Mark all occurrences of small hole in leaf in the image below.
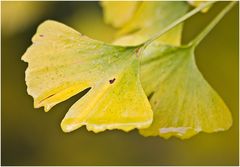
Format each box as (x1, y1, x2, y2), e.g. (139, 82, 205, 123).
(109, 78, 116, 84)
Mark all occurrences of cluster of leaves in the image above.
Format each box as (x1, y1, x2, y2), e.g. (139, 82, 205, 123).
(22, 1, 234, 139)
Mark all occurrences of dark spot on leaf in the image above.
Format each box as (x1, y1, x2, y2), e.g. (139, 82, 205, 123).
(39, 34, 44, 37)
(109, 78, 116, 84)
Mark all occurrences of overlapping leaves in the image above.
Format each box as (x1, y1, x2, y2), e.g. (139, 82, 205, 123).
(111, 1, 189, 46)
(102, 1, 233, 139)
(22, 1, 233, 139)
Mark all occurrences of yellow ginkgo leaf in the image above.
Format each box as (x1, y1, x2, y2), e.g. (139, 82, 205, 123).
(100, 1, 140, 28)
(22, 20, 153, 133)
(113, 1, 189, 46)
(139, 43, 232, 139)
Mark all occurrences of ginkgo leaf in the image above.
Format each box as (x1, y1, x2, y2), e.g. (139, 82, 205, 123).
(100, 1, 140, 28)
(22, 20, 153, 133)
(139, 43, 232, 139)
(113, 1, 189, 46)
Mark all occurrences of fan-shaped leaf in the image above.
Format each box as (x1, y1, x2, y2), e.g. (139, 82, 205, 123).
(139, 43, 232, 139)
(22, 20, 153, 133)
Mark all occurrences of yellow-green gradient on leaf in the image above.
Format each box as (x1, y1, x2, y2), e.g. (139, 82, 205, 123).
(100, 1, 139, 28)
(139, 2, 235, 139)
(139, 44, 232, 139)
(22, 20, 153, 133)
(112, 1, 189, 46)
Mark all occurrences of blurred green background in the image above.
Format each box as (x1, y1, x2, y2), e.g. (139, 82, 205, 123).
(1, 1, 239, 166)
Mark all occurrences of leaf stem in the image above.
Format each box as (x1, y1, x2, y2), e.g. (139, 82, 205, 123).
(142, 1, 216, 49)
(188, 1, 236, 47)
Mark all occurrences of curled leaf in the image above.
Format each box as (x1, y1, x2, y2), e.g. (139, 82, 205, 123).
(139, 43, 232, 139)
(22, 20, 153, 133)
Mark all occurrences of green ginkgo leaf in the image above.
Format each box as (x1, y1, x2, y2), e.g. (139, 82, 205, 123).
(100, 1, 140, 28)
(113, 1, 189, 46)
(139, 43, 232, 139)
(22, 20, 153, 133)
